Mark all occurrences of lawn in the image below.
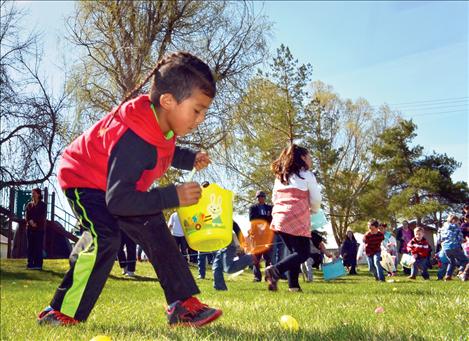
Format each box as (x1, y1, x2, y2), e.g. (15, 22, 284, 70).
(0, 259, 467, 340)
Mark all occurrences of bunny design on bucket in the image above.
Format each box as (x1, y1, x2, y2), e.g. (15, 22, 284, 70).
(207, 194, 223, 226)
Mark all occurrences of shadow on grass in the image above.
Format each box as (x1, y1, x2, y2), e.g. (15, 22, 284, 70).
(107, 274, 158, 282)
(0, 267, 66, 281)
(88, 321, 427, 341)
(0, 267, 158, 283)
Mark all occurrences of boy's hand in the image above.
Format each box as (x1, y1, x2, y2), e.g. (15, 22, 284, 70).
(176, 182, 202, 207)
(194, 152, 211, 170)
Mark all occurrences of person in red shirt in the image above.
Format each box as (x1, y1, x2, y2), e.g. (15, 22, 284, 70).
(37, 52, 221, 328)
(407, 227, 431, 280)
(363, 220, 385, 281)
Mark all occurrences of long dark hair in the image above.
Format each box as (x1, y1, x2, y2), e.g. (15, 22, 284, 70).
(345, 230, 357, 243)
(32, 188, 42, 200)
(106, 51, 216, 126)
(271, 144, 310, 185)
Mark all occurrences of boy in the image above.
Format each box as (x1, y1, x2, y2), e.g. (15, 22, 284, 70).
(363, 220, 385, 282)
(37, 52, 222, 327)
(438, 214, 468, 281)
(407, 227, 431, 280)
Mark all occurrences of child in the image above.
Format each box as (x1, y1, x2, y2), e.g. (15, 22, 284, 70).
(212, 221, 254, 290)
(302, 230, 333, 281)
(37, 52, 222, 327)
(435, 249, 450, 280)
(438, 214, 468, 281)
(378, 223, 397, 276)
(407, 227, 431, 280)
(363, 220, 385, 282)
(396, 220, 414, 275)
(264, 144, 322, 292)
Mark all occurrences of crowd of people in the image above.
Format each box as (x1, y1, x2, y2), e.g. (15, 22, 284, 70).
(156, 205, 469, 288)
(342, 210, 469, 282)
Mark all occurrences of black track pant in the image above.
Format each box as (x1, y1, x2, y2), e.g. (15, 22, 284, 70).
(50, 188, 199, 321)
(273, 232, 311, 289)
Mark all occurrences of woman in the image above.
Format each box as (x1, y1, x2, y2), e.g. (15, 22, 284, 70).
(340, 229, 359, 275)
(25, 188, 47, 270)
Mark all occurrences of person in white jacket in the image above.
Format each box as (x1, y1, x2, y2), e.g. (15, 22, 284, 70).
(378, 223, 397, 275)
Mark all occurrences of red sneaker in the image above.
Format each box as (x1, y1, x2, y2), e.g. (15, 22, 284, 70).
(166, 297, 222, 327)
(37, 309, 79, 326)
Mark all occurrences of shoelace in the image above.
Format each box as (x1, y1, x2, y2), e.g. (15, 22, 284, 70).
(181, 297, 208, 315)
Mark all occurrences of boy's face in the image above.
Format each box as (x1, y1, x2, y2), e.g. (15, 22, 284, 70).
(164, 88, 212, 136)
(368, 224, 378, 233)
(415, 230, 424, 241)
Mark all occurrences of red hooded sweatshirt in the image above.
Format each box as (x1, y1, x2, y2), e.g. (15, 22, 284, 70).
(58, 95, 176, 192)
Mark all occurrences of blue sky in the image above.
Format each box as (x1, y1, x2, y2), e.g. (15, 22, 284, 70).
(255, 1, 468, 182)
(17, 1, 469, 182)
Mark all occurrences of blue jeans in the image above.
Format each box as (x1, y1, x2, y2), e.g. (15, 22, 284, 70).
(212, 242, 253, 290)
(437, 261, 449, 279)
(366, 252, 385, 281)
(272, 233, 287, 264)
(444, 248, 468, 277)
(197, 251, 215, 278)
(411, 258, 429, 279)
(272, 233, 288, 278)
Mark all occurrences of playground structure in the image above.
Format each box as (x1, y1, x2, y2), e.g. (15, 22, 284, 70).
(0, 187, 78, 259)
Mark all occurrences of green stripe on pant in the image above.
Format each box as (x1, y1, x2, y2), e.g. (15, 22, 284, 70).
(60, 189, 98, 318)
(51, 189, 121, 321)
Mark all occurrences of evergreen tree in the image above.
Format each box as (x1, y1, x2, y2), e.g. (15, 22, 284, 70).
(368, 119, 468, 226)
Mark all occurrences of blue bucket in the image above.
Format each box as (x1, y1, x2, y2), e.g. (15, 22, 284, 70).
(322, 259, 347, 281)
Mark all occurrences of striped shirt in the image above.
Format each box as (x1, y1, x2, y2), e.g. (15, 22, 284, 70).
(407, 237, 431, 259)
(363, 231, 384, 256)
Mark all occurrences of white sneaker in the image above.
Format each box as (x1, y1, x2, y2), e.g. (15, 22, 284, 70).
(228, 270, 244, 279)
(121, 267, 128, 275)
(125, 271, 135, 278)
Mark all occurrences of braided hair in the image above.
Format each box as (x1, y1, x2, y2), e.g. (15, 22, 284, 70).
(271, 144, 310, 185)
(107, 51, 216, 125)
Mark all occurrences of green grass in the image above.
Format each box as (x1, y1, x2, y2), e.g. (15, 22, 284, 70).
(0, 259, 467, 341)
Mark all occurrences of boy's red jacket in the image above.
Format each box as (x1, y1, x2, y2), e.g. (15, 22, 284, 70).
(58, 95, 196, 216)
(407, 237, 431, 258)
